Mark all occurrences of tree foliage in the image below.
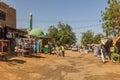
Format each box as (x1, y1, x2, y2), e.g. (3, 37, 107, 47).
(46, 22, 76, 46)
(93, 33, 104, 44)
(81, 30, 104, 45)
(101, 0, 120, 37)
(81, 30, 94, 45)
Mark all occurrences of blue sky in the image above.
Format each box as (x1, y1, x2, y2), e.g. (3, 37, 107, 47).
(3, 0, 108, 42)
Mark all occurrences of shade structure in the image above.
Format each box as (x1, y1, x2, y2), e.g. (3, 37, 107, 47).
(29, 28, 44, 38)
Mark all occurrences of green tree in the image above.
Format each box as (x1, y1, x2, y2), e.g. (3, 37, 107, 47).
(81, 30, 94, 45)
(101, 0, 120, 37)
(58, 22, 76, 45)
(81, 30, 104, 45)
(93, 33, 104, 44)
(46, 25, 58, 43)
(46, 22, 76, 46)
(46, 25, 58, 38)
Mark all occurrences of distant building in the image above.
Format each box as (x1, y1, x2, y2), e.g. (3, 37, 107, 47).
(0, 1, 16, 28)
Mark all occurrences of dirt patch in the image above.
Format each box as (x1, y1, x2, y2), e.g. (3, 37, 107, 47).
(0, 51, 120, 80)
(84, 73, 120, 80)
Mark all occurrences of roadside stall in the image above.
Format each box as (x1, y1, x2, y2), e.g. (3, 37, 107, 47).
(29, 28, 45, 53)
(4, 26, 28, 53)
(0, 40, 10, 60)
(101, 37, 120, 62)
(15, 38, 35, 56)
(111, 37, 120, 62)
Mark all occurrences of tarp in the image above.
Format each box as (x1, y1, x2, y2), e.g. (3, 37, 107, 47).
(101, 38, 108, 45)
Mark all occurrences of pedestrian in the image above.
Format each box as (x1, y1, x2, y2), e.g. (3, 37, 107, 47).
(36, 40, 40, 53)
(97, 46, 101, 60)
(33, 42, 36, 53)
(93, 46, 98, 56)
(79, 46, 83, 56)
(59, 46, 62, 56)
(61, 45, 65, 57)
(55, 45, 60, 57)
(84, 45, 88, 54)
(48, 44, 52, 54)
(100, 45, 106, 63)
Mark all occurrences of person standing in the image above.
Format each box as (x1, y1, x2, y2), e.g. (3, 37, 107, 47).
(79, 46, 83, 56)
(93, 46, 98, 56)
(100, 45, 106, 63)
(84, 45, 88, 54)
(36, 40, 40, 53)
(97, 46, 101, 60)
(55, 45, 60, 57)
(61, 45, 65, 57)
(32, 42, 36, 53)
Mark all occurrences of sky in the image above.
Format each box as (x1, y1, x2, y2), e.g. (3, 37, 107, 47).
(3, 0, 108, 42)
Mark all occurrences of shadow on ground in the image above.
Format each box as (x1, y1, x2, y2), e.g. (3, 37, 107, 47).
(24, 54, 46, 59)
(7, 59, 26, 64)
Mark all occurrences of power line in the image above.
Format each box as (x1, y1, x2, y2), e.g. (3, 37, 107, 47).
(17, 18, 100, 23)
(73, 23, 102, 29)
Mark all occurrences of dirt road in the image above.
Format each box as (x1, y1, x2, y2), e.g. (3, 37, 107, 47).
(0, 50, 120, 80)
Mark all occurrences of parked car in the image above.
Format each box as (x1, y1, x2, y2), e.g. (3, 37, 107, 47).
(71, 46, 78, 51)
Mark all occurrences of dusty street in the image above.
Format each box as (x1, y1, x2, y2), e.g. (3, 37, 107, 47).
(0, 50, 120, 80)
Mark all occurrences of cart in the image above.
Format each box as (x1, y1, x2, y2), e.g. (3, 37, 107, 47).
(0, 40, 10, 61)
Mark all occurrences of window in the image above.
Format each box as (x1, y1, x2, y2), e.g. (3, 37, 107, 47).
(0, 10, 6, 21)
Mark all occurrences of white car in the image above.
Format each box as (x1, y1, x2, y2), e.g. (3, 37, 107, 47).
(71, 46, 78, 51)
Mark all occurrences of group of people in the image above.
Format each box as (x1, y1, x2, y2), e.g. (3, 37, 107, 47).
(79, 45, 92, 55)
(79, 44, 111, 63)
(93, 45, 107, 63)
(54, 45, 65, 57)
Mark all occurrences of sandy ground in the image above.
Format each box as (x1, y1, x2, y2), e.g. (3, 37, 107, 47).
(0, 50, 120, 80)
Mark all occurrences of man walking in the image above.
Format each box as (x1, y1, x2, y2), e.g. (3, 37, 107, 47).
(61, 45, 65, 57)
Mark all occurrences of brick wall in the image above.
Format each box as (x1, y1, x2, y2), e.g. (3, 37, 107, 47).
(0, 2, 16, 28)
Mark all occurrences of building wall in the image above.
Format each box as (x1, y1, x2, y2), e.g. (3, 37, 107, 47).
(0, 2, 16, 28)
